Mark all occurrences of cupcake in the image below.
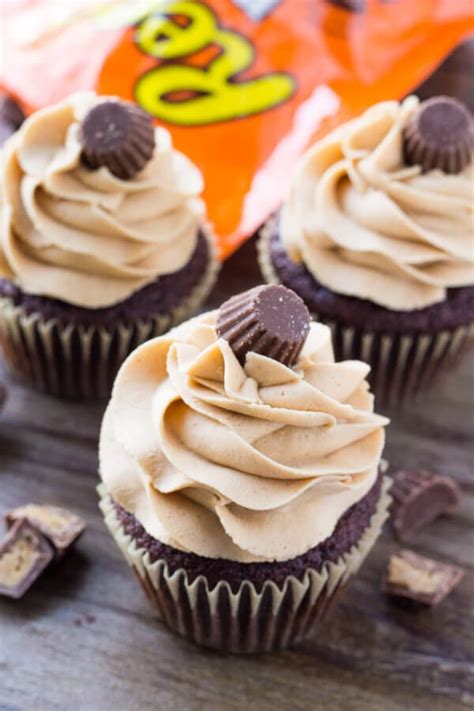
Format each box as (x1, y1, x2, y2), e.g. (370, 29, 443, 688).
(0, 93, 219, 399)
(98, 284, 390, 653)
(258, 96, 474, 403)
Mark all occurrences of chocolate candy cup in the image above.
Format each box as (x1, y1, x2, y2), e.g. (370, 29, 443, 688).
(80, 99, 155, 180)
(6, 504, 85, 557)
(0, 519, 54, 599)
(216, 284, 310, 367)
(390, 469, 460, 541)
(383, 549, 464, 607)
(404, 96, 473, 174)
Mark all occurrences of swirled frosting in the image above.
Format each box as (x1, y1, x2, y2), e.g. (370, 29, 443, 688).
(99, 312, 388, 562)
(281, 96, 474, 311)
(0, 93, 205, 308)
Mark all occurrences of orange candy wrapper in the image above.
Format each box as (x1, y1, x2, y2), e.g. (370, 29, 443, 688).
(1, 0, 473, 258)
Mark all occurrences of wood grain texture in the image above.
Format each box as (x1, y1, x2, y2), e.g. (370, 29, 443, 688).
(1, 40, 473, 711)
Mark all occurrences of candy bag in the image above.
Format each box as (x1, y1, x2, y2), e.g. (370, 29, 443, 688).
(1, 0, 473, 257)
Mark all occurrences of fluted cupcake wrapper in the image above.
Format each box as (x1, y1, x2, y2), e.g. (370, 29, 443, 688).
(98, 478, 391, 654)
(0, 227, 219, 400)
(258, 223, 474, 406)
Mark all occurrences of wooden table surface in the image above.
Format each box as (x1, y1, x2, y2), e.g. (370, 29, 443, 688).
(1, 40, 473, 711)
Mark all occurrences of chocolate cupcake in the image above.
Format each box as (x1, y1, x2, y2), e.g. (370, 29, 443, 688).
(258, 96, 474, 403)
(0, 93, 219, 399)
(98, 285, 390, 653)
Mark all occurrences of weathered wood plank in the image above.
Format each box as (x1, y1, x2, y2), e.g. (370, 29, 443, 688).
(0, 39, 473, 711)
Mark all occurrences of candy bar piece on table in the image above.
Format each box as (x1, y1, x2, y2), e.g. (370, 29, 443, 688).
(390, 469, 460, 540)
(0, 519, 54, 599)
(383, 549, 464, 607)
(5, 505, 86, 558)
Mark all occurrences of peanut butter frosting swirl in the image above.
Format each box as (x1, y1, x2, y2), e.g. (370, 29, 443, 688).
(99, 313, 388, 562)
(281, 96, 474, 311)
(0, 93, 205, 308)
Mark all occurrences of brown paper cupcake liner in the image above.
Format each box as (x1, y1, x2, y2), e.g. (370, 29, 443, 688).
(0, 228, 219, 400)
(257, 224, 474, 405)
(98, 477, 391, 654)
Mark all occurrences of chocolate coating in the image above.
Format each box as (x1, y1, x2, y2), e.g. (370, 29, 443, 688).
(383, 549, 464, 606)
(6, 505, 86, 557)
(390, 469, 460, 541)
(0, 519, 54, 599)
(216, 284, 310, 367)
(80, 99, 155, 180)
(113, 472, 383, 594)
(404, 96, 473, 174)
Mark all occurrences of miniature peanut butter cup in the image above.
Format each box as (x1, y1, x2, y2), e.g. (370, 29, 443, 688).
(383, 549, 464, 607)
(404, 96, 473, 174)
(0, 519, 54, 599)
(5, 504, 86, 558)
(390, 469, 460, 541)
(216, 284, 310, 367)
(80, 99, 155, 180)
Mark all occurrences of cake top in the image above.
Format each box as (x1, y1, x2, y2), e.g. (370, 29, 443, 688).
(281, 96, 473, 311)
(99, 286, 388, 563)
(0, 93, 204, 308)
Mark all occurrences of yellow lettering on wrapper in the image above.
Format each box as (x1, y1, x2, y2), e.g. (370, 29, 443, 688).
(135, 1, 215, 59)
(134, 1, 295, 126)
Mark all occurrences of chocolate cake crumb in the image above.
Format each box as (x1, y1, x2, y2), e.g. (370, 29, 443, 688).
(113, 473, 383, 593)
